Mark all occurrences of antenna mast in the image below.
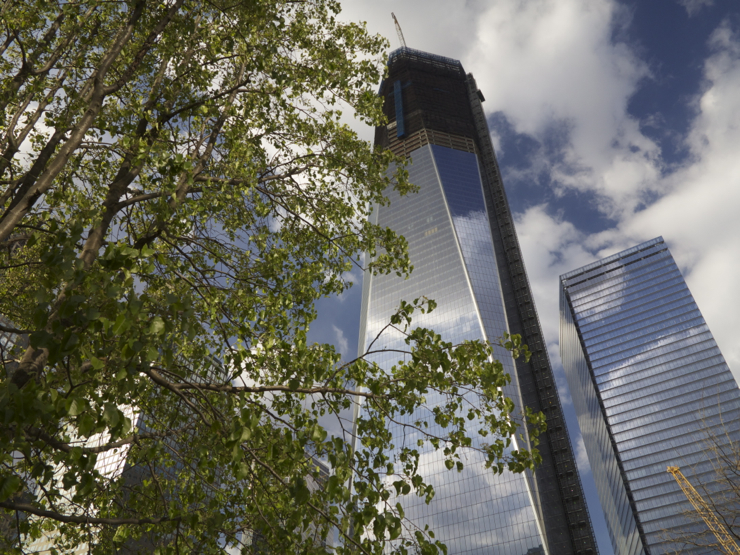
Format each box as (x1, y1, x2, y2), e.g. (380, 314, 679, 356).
(391, 13, 407, 48)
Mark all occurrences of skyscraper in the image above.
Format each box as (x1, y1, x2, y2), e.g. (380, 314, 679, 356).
(358, 47, 597, 555)
(560, 236, 740, 554)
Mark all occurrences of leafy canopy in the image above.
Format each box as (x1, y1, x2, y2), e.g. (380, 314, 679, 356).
(0, 0, 543, 553)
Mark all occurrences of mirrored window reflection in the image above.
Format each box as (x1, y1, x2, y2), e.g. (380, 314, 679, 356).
(361, 145, 545, 554)
(561, 239, 740, 555)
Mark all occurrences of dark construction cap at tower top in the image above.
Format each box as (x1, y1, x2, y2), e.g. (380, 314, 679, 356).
(375, 47, 481, 155)
(374, 47, 600, 555)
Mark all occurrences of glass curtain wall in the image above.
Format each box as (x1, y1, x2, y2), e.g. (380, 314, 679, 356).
(560, 237, 740, 554)
(359, 143, 546, 555)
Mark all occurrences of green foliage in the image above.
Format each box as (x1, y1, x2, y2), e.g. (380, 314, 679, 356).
(0, 1, 544, 553)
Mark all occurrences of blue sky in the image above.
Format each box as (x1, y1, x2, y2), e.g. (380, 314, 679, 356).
(309, 1, 740, 553)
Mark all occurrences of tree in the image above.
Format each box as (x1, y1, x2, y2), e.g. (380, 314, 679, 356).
(0, 1, 544, 553)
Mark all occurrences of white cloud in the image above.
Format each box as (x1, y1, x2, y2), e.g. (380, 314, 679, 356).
(576, 434, 592, 474)
(343, 0, 662, 219)
(332, 324, 350, 358)
(340, 0, 480, 65)
(467, 0, 666, 221)
(514, 204, 595, 345)
(338, 269, 361, 302)
(677, 0, 714, 17)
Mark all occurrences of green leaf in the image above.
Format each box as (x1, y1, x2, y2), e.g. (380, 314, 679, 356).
(310, 424, 327, 443)
(235, 462, 249, 480)
(147, 345, 160, 361)
(78, 414, 96, 437)
(103, 403, 120, 427)
(148, 317, 165, 335)
(388, 517, 402, 540)
(240, 426, 252, 442)
(326, 475, 339, 495)
(112, 526, 130, 545)
(111, 314, 129, 335)
(291, 477, 310, 505)
(29, 330, 53, 349)
(0, 476, 21, 502)
(66, 399, 84, 416)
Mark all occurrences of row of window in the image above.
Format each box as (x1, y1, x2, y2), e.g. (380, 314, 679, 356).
(579, 292, 693, 348)
(613, 397, 740, 451)
(569, 252, 674, 307)
(593, 334, 716, 381)
(601, 360, 729, 410)
(574, 274, 688, 325)
(583, 298, 699, 355)
(560, 237, 664, 283)
(576, 281, 689, 334)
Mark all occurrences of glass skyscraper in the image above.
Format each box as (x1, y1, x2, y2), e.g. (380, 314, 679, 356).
(358, 47, 597, 555)
(560, 236, 740, 554)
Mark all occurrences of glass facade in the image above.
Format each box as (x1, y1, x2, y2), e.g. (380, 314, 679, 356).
(361, 143, 545, 555)
(560, 237, 740, 554)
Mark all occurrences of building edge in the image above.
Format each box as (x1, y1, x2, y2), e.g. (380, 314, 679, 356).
(464, 72, 599, 555)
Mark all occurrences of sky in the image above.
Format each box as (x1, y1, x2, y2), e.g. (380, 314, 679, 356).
(307, 1, 740, 553)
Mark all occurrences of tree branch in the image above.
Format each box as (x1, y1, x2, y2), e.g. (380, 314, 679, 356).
(24, 427, 175, 455)
(145, 366, 384, 399)
(0, 323, 28, 334)
(0, 501, 177, 527)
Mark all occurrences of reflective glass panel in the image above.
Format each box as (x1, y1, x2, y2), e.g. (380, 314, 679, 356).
(360, 144, 546, 555)
(560, 238, 740, 555)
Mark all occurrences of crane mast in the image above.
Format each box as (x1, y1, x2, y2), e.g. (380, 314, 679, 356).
(391, 13, 407, 49)
(667, 466, 740, 554)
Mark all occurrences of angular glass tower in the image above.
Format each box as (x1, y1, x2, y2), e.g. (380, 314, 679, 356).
(560, 237, 740, 554)
(358, 47, 598, 555)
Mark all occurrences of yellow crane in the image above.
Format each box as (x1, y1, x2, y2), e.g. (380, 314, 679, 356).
(667, 466, 740, 554)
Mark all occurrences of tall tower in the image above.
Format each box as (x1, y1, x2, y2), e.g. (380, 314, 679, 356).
(358, 47, 598, 555)
(560, 237, 740, 554)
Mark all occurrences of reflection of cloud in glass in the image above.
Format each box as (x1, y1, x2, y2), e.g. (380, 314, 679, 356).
(358, 143, 547, 554)
(594, 321, 711, 387)
(385, 447, 545, 555)
(366, 309, 481, 352)
(451, 209, 516, 370)
(562, 238, 740, 553)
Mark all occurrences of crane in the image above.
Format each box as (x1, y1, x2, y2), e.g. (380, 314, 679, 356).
(667, 466, 740, 554)
(391, 13, 407, 49)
